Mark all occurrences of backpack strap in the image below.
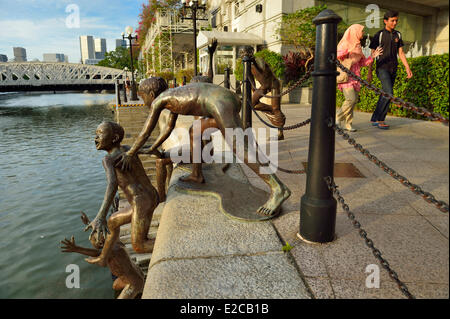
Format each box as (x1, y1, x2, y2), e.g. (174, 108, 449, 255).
(376, 31, 383, 60)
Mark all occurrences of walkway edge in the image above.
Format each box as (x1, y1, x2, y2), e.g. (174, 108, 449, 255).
(142, 167, 312, 299)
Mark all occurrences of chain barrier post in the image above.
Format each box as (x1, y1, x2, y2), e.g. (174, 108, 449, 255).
(299, 9, 341, 243)
(173, 77, 177, 88)
(122, 80, 128, 103)
(115, 79, 121, 105)
(224, 67, 230, 89)
(241, 49, 253, 129)
(236, 80, 242, 94)
(182, 76, 187, 86)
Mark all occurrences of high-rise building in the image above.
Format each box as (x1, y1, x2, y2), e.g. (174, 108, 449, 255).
(94, 38, 107, 59)
(115, 39, 127, 49)
(79, 35, 95, 64)
(0, 54, 7, 62)
(64, 55, 69, 63)
(43, 53, 66, 62)
(13, 47, 27, 62)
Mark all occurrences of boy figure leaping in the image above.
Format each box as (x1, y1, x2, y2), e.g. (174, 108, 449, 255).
(85, 121, 159, 267)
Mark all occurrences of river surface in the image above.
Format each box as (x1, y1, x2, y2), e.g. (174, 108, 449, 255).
(0, 92, 118, 298)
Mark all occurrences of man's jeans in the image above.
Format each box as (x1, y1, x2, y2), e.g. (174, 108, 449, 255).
(371, 68, 397, 122)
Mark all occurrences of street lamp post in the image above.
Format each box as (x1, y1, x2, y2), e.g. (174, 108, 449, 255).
(181, 0, 208, 76)
(122, 26, 138, 101)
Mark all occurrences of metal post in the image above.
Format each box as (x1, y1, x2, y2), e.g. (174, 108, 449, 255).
(122, 80, 128, 103)
(173, 77, 177, 87)
(235, 80, 241, 95)
(183, 76, 187, 86)
(299, 9, 341, 243)
(241, 55, 252, 129)
(224, 67, 230, 89)
(115, 79, 121, 105)
(193, 7, 198, 76)
(128, 36, 138, 101)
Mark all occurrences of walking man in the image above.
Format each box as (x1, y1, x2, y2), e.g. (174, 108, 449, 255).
(368, 10, 413, 129)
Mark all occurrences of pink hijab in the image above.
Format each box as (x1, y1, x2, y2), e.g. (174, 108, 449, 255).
(337, 24, 364, 60)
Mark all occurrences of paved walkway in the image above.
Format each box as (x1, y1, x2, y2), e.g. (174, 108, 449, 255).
(118, 100, 449, 299)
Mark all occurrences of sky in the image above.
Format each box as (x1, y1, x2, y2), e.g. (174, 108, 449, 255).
(0, 0, 145, 63)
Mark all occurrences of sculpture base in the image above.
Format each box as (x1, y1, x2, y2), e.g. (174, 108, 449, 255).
(173, 163, 277, 222)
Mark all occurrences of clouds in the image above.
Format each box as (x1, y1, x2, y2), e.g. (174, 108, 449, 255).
(0, 0, 143, 62)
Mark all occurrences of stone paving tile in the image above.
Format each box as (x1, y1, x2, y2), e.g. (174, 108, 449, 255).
(330, 279, 406, 299)
(323, 214, 449, 283)
(144, 253, 311, 299)
(303, 277, 335, 299)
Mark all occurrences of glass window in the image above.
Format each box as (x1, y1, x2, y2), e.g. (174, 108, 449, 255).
(318, 0, 423, 46)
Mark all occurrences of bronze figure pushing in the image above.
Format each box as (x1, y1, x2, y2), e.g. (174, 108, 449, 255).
(116, 79, 291, 216)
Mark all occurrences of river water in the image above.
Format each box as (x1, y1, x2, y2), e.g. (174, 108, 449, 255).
(0, 92, 118, 298)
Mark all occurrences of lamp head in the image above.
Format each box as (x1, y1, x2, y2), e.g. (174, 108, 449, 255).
(125, 26, 133, 36)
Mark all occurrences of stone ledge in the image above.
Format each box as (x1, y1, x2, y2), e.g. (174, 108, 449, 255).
(142, 165, 311, 299)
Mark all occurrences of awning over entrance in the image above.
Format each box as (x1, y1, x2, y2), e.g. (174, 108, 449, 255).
(197, 30, 264, 49)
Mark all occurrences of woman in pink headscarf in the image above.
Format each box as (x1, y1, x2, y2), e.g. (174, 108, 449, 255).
(336, 24, 383, 132)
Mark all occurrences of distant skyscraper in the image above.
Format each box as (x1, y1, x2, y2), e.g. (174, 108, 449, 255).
(43, 53, 66, 62)
(13, 47, 27, 62)
(115, 39, 127, 49)
(94, 38, 107, 60)
(64, 55, 69, 63)
(0, 54, 7, 62)
(79, 35, 95, 64)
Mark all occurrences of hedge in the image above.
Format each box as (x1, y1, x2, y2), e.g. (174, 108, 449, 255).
(234, 49, 285, 81)
(337, 53, 449, 119)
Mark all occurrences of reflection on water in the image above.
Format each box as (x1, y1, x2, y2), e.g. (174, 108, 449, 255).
(0, 92, 117, 298)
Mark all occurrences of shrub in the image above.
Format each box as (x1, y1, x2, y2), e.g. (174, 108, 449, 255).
(175, 68, 194, 84)
(233, 49, 285, 81)
(337, 53, 449, 119)
(283, 51, 308, 86)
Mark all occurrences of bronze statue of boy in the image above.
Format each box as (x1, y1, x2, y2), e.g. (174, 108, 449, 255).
(84, 121, 159, 266)
(61, 212, 144, 299)
(116, 78, 291, 216)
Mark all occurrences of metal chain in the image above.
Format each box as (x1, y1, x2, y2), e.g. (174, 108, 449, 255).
(268, 162, 306, 174)
(248, 66, 313, 99)
(330, 122, 449, 213)
(253, 142, 307, 175)
(329, 55, 449, 125)
(324, 176, 415, 299)
(249, 100, 312, 131)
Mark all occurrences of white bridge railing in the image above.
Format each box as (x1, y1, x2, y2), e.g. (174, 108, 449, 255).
(0, 62, 126, 87)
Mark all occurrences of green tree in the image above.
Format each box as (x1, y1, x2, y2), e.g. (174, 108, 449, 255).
(277, 5, 348, 62)
(97, 46, 138, 70)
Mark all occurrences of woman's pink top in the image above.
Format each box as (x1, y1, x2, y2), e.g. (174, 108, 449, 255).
(337, 50, 373, 92)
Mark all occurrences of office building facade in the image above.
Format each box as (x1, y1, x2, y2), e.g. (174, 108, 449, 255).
(0, 54, 7, 62)
(116, 39, 127, 49)
(79, 35, 95, 64)
(209, 0, 448, 57)
(13, 47, 27, 62)
(43, 53, 66, 63)
(94, 38, 107, 59)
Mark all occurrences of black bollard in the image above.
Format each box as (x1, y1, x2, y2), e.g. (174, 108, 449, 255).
(224, 67, 230, 89)
(115, 79, 121, 105)
(173, 78, 177, 88)
(299, 9, 341, 243)
(241, 54, 252, 130)
(122, 80, 128, 103)
(182, 76, 187, 86)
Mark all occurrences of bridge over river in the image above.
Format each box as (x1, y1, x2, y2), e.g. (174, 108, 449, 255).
(0, 62, 126, 92)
